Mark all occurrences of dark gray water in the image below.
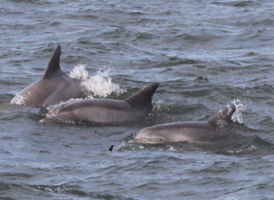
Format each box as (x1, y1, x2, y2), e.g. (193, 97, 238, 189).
(1, 0, 274, 199)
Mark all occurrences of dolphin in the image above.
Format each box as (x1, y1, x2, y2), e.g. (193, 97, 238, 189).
(41, 82, 159, 125)
(10, 45, 82, 106)
(128, 104, 236, 144)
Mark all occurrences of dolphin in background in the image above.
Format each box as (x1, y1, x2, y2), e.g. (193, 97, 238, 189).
(10, 45, 83, 106)
(128, 104, 236, 144)
(41, 82, 159, 125)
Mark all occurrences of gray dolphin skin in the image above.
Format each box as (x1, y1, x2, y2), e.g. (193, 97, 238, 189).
(10, 45, 82, 106)
(128, 105, 236, 144)
(41, 82, 159, 125)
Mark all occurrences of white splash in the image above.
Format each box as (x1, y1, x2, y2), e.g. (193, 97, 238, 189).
(227, 144, 258, 154)
(230, 99, 246, 124)
(69, 64, 89, 80)
(10, 93, 26, 105)
(167, 145, 176, 151)
(153, 100, 163, 111)
(69, 64, 125, 98)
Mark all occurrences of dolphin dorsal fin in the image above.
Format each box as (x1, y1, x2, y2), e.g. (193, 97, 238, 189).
(43, 45, 62, 78)
(207, 105, 236, 128)
(126, 82, 159, 110)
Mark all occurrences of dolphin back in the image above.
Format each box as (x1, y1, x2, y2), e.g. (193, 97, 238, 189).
(126, 82, 159, 110)
(207, 104, 236, 128)
(10, 45, 83, 106)
(43, 45, 62, 79)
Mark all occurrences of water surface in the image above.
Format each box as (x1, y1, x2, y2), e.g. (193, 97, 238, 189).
(1, 0, 274, 199)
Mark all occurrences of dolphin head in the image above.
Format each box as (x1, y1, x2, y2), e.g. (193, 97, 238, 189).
(128, 134, 167, 144)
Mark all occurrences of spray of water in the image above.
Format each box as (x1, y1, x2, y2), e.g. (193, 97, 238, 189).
(69, 64, 125, 98)
(10, 93, 27, 105)
(153, 100, 163, 111)
(230, 99, 246, 124)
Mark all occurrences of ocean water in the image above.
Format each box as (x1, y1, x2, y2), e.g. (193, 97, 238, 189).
(1, 0, 274, 199)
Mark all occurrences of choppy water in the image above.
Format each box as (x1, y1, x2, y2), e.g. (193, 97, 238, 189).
(1, 0, 274, 199)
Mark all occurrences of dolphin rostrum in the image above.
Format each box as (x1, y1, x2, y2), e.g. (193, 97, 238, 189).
(41, 82, 159, 125)
(10, 45, 82, 106)
(128, 104, 236, 144)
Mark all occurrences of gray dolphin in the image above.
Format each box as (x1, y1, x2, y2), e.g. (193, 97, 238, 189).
(41, 82, 159, 125)
(128, 104, 236, 144)
(10, 45, 82, 106)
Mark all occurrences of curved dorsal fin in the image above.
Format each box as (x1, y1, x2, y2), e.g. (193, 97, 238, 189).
(43, 45, 62, 78)
(208, 104, 236, 128)
(126, 82, 159, 110)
